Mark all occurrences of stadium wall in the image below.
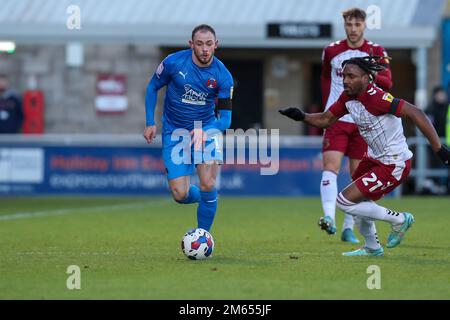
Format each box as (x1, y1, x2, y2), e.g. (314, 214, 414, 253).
(0, 43, 442, 135)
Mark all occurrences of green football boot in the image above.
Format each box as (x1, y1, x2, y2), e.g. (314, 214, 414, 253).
(318, 216, 337, 235)
(341, 228, 360, 243)
(386, 213, 415, 248)
(342, 246, 384, 257)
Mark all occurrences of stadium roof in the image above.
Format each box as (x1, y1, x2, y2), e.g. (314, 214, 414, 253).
(0, 0, 446, 48)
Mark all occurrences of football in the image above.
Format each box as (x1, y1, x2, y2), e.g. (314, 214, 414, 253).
(181, 228, 215, 260)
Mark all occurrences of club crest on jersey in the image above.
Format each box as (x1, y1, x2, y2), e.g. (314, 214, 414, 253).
(206, 78, 217, 89)
(382, 93, 394, 103)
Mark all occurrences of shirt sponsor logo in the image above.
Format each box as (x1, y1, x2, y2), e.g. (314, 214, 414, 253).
(182, 84, 208, 105)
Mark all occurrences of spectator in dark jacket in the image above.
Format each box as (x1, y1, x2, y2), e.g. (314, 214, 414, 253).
(425, 85, 450, 194)
(0, 74, 23, 133)
(426, 86, 448, 138)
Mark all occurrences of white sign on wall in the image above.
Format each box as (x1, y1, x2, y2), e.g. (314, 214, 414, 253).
(95, 74, 128, 113)
(0, 148, 44, 183)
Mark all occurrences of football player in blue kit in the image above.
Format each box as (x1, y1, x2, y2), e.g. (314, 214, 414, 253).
(144, 24, 234, 232)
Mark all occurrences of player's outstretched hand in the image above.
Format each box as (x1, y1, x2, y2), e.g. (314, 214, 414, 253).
(436, 144, 450, 165)
(279, 107, 306, 121)
(143, 125, 157, 144)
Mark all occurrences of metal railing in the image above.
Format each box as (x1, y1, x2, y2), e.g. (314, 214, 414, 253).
(408, 135, 448, 193)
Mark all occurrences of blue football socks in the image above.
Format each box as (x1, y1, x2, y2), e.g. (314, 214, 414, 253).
(176, 185, 201, 204)
(197, 188, 218, 231)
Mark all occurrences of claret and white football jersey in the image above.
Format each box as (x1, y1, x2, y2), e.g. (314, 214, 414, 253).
(329, 84, 413, 164)
(321, 39, 392, 123)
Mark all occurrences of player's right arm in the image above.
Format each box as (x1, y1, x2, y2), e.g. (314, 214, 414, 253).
(279, 107, 338, 128)
(320, 47, 332, 107)
(144, 57, 173, 144)
(305, 110, 340, 128)
(279, 92, 348, 128)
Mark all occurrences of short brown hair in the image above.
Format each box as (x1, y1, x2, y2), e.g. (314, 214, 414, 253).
(191, 24, 216, 40)
(342, 7, 366, 21)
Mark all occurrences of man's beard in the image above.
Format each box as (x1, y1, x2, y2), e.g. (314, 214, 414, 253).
(348, 34, 363, 45)
(195, 52, 213, 65)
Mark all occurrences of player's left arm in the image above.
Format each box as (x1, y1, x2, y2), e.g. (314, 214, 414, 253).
(373, 47, 393, 90)
(191, 69, 233, 150)
(374, 68, 392, 90)
(400, 101, 450, 164)
(204, 99, 232, 132)
(203, 70, 234, 132)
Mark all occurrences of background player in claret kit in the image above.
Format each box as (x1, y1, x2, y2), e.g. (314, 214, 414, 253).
(280, 56, 450, 256)
(143, 24, 234, 232)
(319, 7, 393, 243)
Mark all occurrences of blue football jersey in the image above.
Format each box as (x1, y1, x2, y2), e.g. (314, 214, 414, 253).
(150, 49, 233, 131)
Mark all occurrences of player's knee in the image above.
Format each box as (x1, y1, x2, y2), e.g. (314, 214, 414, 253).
(171, 186, 189, 203)
(323, 166, 340, 175)
(322, 157, 341, 174)
(199, 179, 216, 192)
(336, 192, 356, 214)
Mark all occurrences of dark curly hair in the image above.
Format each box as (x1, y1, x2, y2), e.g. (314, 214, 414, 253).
(342, 56, 391, 81)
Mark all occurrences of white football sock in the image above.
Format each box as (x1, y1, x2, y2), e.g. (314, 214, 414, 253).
(336, 193, 405, 225)
(354, 216, 381, 250)
(342, 213, 355, 230)
(320, 170, 337, 220)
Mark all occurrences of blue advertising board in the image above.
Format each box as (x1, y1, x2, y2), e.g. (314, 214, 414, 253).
(0, 145, 352, 196)
(443, 18, 450, 90)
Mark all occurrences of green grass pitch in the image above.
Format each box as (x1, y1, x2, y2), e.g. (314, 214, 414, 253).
(0, 196, 449, 299)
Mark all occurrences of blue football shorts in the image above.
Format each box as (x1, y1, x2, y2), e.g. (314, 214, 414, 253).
(161, 126, 223, 180)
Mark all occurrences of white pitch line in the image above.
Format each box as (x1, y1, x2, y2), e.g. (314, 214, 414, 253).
(0, 199, 171, 222)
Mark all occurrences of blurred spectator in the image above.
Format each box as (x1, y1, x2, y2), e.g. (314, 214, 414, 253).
(426, 86, 448, 137)
(425, 85, 450, 194)
(0, 74, 23, 133)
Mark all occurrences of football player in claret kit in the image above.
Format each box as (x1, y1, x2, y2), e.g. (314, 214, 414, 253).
(320, 7, 392, 243)
(280, 56, 450, 256)
(143, 24, 234, 232)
